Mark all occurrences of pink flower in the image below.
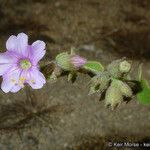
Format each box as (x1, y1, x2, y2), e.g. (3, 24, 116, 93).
(0, 33, 46, 93)
(70, 55, 87, 68)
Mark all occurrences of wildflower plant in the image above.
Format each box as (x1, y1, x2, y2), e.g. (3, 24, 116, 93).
(0, 33, 150, 110)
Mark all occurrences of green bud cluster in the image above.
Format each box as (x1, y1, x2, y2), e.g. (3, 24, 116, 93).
(89, 59, 133, 110)
(43, 48, 143, 110)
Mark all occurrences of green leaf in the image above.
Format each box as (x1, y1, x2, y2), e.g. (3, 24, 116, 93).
(83, 61, 104, 74)
(137, 79, 150, 104)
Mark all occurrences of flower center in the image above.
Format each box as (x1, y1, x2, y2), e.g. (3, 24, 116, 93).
(20, 59, 32, 70)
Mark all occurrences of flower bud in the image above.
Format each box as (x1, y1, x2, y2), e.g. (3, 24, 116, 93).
(70, 55, 87, 68)
(116, 80, 133, 97)
(105, 80, 123, 110)
(56, 52, 87, 71)
(56, 52, 74, 71)
(107, 59, 123, 78)
(89, 72, 110, 95)
(107, 59, 131, 78)
(119, 60, 131, 73)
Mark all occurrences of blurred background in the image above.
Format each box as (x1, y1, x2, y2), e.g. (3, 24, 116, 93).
(0, 0, 150, 149)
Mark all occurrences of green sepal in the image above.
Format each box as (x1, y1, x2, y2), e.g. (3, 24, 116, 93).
(56, 52, 74, 71)
(88, 86, 99, 95)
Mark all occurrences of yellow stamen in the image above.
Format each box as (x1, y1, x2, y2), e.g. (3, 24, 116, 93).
(31, 79, 35, 84)
(19, 77, 26, 87)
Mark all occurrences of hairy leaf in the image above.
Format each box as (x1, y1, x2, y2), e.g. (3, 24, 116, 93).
(83, 61, 104, 74)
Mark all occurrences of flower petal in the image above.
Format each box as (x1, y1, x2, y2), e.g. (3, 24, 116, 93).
(6, 33, 28, 56)
(0, 52, 16, 76)
(1, 68, 21, 93)
(27, 68, 46, 89)
(1, 78, 14, 93)
(17, 33, 28, 56)
(0, 64, 12, 76)
(10, 85, 22, 93)
(6, 35, 17, 51)
(31, 40, 46, 63)
(0, 52, 15, 64)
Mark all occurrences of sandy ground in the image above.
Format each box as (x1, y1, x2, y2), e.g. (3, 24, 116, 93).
(0, 0, 150, 149)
